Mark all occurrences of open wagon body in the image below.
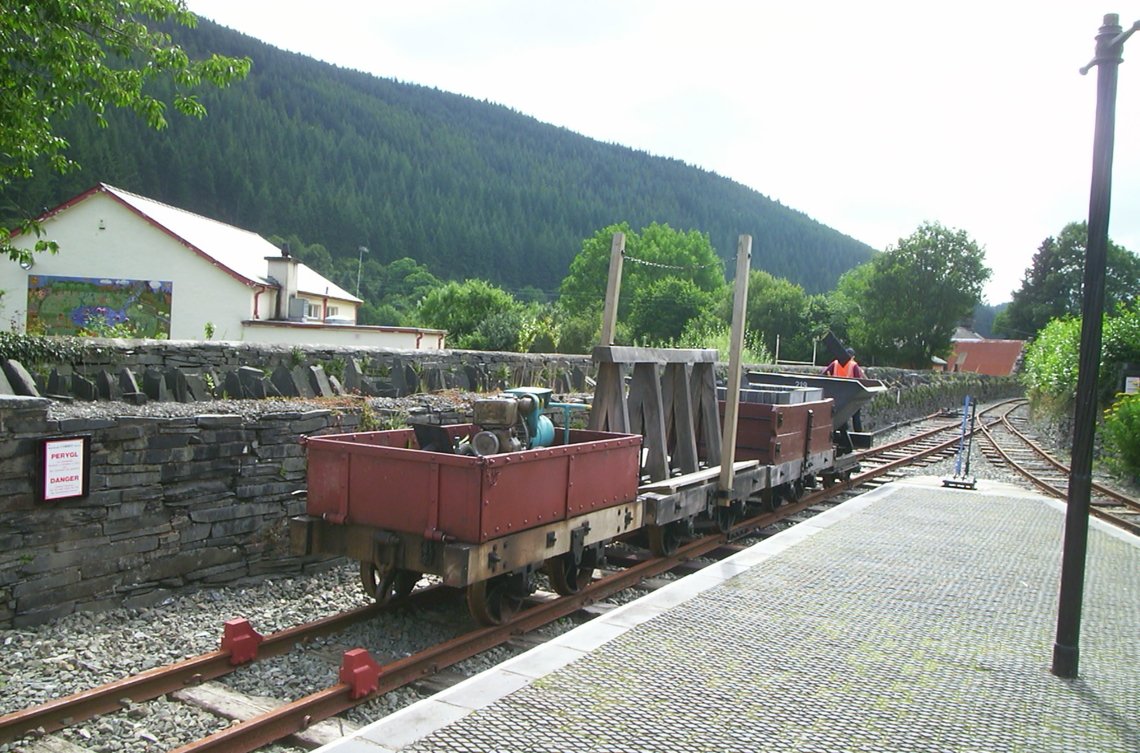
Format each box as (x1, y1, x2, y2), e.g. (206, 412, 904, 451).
(303, 425, 641, 543)
(290, 426, 644, 620)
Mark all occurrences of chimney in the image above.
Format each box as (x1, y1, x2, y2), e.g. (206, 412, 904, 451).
(266, 248, 301, 321)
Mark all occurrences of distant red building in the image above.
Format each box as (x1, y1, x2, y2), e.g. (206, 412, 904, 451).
(944, 334, 1025, 377)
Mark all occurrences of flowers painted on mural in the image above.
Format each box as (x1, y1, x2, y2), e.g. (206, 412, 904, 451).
(27, 275, 172, 338)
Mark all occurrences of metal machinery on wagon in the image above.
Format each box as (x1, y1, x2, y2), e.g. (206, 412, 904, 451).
(289, 234, 887, 624)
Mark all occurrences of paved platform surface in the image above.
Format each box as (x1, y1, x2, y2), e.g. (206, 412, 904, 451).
(318, 477, 1139, 753)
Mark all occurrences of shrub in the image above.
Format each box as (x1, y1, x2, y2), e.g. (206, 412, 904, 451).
(1101, 304, 1140, 404)
(1020, 316, 1080, 411)
(675, 319, 770, 365)
(0, 332, 84, 366)
(555, 312, 600, 354)
(1021, 303, 1140, 413)
(1102, 393, 1140, 481)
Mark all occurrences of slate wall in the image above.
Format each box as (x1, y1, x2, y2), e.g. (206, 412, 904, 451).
(0, 396, 360, 628)
(33, 340, 594, 400)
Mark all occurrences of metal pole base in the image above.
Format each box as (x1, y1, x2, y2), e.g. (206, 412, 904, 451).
(1051, 642, 1080, 678)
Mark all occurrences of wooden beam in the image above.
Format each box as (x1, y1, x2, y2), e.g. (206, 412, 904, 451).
(598, 232, 625, 346)
(664, 362, 699, 473)
(627, 362, 669, 481)
(718, 235, 752, 497)
(593, 345, 718, 364)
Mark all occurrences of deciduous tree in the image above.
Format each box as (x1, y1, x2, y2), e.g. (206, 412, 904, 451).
(743, 270, 812, 362)
(993, 222, 1140, 339)
(627, 277, 716, 344)
(558, 222, 727, 344)
(415, 279, 525, 350)
(858, 222, 991, 368)
(0, 0, 250, 262)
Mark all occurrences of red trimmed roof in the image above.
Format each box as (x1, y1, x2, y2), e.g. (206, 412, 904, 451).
(947, 339, 1025, 376)
(31, 183, 361, 303)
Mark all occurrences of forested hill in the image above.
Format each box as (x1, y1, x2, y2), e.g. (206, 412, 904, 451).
(5, 18, 875, 296)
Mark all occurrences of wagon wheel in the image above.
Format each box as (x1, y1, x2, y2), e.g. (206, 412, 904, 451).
(714, 505, 737, 533)
(359, 561, 420, 604)
(465, 577, 524, 626)
(777, 481, 804, 505)
(647, 522, 683, 556)
(546, 552, 595, 595)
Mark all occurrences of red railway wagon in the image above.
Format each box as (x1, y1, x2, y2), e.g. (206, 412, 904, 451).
(728, 397, 835, 497)
(730, 398, 833, 465)
(291, 426, 643, 624)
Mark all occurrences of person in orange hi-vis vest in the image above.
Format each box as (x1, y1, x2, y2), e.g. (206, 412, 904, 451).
(822, 348, 865, 431)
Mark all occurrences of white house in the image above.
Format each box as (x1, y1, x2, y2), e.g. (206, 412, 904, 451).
(1, 183, 445, 349)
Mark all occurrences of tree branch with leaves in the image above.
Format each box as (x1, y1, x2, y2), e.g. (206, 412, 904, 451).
(0, 0, 251, 262)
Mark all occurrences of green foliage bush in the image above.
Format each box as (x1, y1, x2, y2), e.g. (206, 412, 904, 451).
(1020, 316, 1081, 410)
(627, 277, 716, 344)
(1020, 303, 1140, 413)
(1101, 304, 1140, 403)
(673, 320, 770, 365)
(518, 306, 559, 354)
(468, 310, 524, 352)
(0, 332, 84, 366)
(555, 312, 600, 355)
(416, 279, 524, 351)
(559, 223, 728, 345)
(1102, 393, 1140, 480)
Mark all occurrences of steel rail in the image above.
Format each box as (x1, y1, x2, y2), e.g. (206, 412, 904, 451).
(979, 421, 1140, 536)
(854, 398, 1023, 461)
(167, 533, 732, 753)
(9, 406, 1023, 752)
(1, 476, 853, 750)
(848, 399, 1026, 485)
(856, 418, 960, 459)
(0, 590, 452, 743)
(171, 413, 997, 753)
(998, 413, 1140, 513)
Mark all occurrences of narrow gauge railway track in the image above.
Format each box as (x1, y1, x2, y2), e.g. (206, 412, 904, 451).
(2, 407, 1025, 753)
(978, 404, 1140, 535)
(842, 401, 1016, 483)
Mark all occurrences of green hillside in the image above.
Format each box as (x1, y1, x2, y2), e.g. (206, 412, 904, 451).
(3, 18, 874, 297)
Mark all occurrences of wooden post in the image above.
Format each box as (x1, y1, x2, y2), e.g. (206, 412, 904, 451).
(589, 232, 628, 432)
(599, 232, 625, 346)
(718, 236, 752, 497)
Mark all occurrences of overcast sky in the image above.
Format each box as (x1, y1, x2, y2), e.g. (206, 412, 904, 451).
(185, 0, 1140, 305)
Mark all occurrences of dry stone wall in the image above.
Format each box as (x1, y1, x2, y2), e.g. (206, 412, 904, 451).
(0, 396, 366, 628)
(0, 342, 596, 629)
(8, 340, 593, 402)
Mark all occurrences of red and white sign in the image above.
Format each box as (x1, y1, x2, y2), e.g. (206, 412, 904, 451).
(44, 437, 86, 500)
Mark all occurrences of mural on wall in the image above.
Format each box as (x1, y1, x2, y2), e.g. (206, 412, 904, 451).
(26, 276, 173, 338)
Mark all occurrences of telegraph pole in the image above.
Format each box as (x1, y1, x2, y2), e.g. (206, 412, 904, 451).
(356, 246, 369, 298)
(1052, 12, 1138, 680)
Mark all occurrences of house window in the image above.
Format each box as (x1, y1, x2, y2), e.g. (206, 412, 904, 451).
(326, 306, 339, 317)
(305, 302, 321, 319)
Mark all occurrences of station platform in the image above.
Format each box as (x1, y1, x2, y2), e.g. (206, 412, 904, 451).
(318, 477, 1138, 753)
